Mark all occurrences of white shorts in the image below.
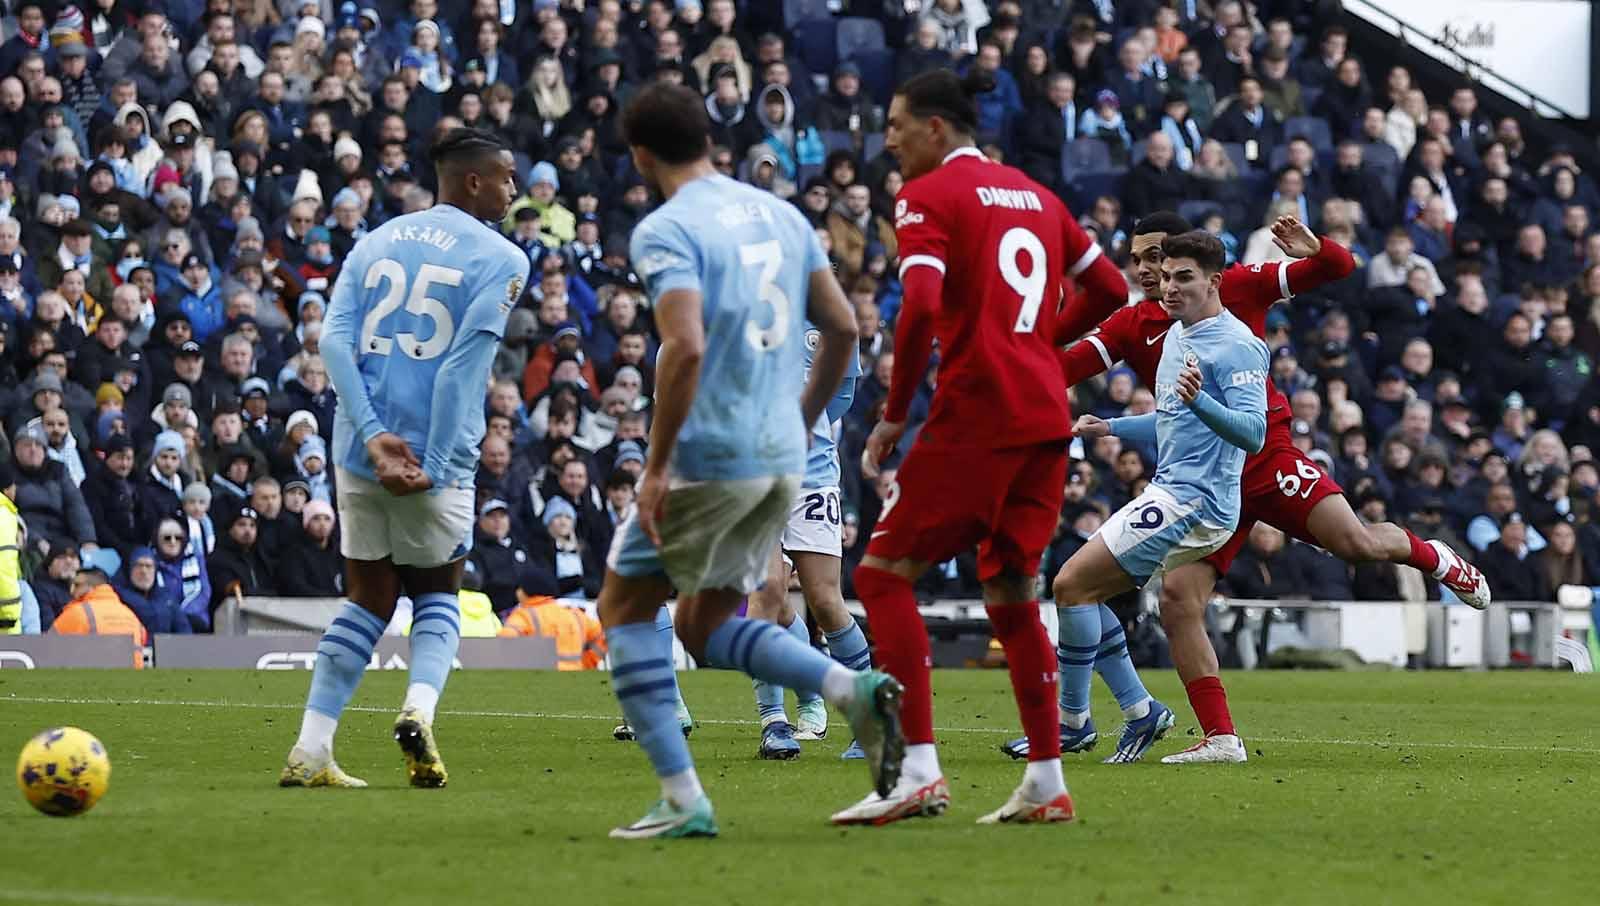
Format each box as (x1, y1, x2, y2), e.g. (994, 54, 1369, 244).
(781, 486, 843, 558)
(608, 474, 801, 595)
(1095, 484, 1233, 586)
(336, 467, 477, 568)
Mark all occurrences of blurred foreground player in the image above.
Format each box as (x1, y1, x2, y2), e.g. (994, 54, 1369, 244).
(598, 82, 903, 840)
(844, 68, 1129, 826)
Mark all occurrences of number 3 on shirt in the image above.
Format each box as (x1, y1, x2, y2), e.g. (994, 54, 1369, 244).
(359, 258, 463, 360)
(999, 227, 1048, 333)
(741, 239, 790, 351)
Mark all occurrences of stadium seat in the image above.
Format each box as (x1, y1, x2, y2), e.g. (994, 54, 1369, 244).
(796, 163, 822, 187)
(835, 17, 886, 61)
(793, 18, 838, 78)
(1070, 170, 1125, 212)
(1178, 200, 1225, 226)
(783, 0, 832, 28)
(819, 130, 854, 154)
(1063, 138, 1112, 176)
(1284, 116, 1333, 152)
(1220, 142, 1250, 174)
(1268, 144, 1290, 172)
(850, 48, 896, 107)
(513, 151, 533, 181)
(862, 131, 885, 161)
(1129, 139, 1147, 165)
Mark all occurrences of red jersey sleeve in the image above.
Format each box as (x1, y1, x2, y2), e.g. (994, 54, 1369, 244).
(892, 182, 951, 283)
(1220, 259, 1290, 327)
(1283, 236, 1356, 295)
(1053, 214, 1127, 344)
(1059, 305, 1139, 385)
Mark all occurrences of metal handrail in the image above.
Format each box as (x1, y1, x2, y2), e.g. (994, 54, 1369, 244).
(1345, 0, 1580, 120)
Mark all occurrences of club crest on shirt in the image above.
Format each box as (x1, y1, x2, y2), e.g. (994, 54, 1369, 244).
(503, 275, 523, 312)
(805, 328, 820, 351)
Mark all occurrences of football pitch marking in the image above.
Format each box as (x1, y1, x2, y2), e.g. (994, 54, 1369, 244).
(4, 693, 1598, 756)
(0, 890, 254, 906)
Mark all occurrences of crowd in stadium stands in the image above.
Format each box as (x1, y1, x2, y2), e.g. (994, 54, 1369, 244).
(2, 0, 1599, 638)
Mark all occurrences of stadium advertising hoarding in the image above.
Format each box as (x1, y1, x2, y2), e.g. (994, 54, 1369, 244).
(0, 636, 144, 668)
(151, 635, 559, 669)
(1359, 0, 1592, 117)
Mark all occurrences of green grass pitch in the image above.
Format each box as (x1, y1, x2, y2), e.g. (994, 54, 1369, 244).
(3, 669, 1597, 906)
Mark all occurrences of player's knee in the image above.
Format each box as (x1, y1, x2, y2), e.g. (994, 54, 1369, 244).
(1157, 583, 1205, 626)
(673, 619, 711, 664)
(1051, 572, 1093, 607)
(1327, 524, 1383, 562)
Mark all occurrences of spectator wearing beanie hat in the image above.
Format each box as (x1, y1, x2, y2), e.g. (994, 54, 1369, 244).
(82, 431, 140, 559)
(295, 225, 338, 293)
(136, 429, 189, 536)
(502, 160, 574, 244)
(281, 498, 343, 597)
(207, 504, 277, 606)
(12, 424, 97, 552)
(533, 495, 602, 599)
(291, 434, 332, 504)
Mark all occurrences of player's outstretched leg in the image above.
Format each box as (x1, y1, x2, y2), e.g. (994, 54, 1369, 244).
(395, 591, 460, 788)
(604, 580, 717, 840)
(1094, 603, 1175, 763)
(1304, 496, 1490, 609)
(1158, 562, 1247, 765)
(685, 592, 904, 798)
(281, 602, 387, 788)
(835, 562, 949, 826)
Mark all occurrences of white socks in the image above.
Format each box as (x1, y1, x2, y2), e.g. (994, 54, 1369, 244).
(1062, 708, 1089, 730)
(903, 743, 941, 782)
(295, 710, 337, 758)
(1123, 698, 1152, 720)
(661, 767, 704, 808)
(820, 665, 856, 707)
(1022, 758, 1067, 799)
(404, 683, 441, 724)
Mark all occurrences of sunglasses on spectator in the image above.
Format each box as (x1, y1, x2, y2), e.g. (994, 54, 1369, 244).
(159, 533, 184, 542)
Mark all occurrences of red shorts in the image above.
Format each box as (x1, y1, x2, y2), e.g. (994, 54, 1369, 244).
(867, 441, 1069, 581)
(1204, 421, 1345, 575)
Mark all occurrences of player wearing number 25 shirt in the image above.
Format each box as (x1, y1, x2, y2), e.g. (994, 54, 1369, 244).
(321, 182, 529, 565)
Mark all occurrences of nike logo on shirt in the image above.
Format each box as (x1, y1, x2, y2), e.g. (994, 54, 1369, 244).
(1145, 329, 1170, 346)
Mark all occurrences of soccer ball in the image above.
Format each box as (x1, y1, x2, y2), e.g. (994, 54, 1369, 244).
(15, 727, 111, 817)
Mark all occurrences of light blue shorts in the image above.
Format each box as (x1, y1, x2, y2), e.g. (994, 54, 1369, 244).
(1095, 484, 1233, 586)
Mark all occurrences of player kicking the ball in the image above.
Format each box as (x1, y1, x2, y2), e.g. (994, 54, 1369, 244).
(279, 128, 528, 789)
(1003, 212, 1489, 764)
(1051, 229, 1268, 764)
(840, 68, 1130, 827)
(598, 83, 904, 840)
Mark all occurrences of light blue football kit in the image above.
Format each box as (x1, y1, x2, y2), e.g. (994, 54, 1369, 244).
(601, 175, 880, 826)
(1100, 308, 1270, 584)
(303, 203, 528, 736)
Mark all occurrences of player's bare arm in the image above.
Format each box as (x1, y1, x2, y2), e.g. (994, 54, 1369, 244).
(637, 287, 705, 546)
(801, 266, 859, 429)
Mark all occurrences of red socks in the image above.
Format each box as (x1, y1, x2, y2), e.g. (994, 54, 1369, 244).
(1184, 675, 1236, 738)
(1405, 530, 1441, 573)
(852, 565, 934, 745)
(986, 603, 1061, 761)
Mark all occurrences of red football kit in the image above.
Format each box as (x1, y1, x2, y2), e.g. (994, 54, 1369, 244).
(1059, 242, 1357, 574)
(855, 146, 1128, 763)
(869, 147, 1126, 578)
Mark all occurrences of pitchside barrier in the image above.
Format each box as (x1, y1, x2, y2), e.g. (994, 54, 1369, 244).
(2, 595, 1591, 671)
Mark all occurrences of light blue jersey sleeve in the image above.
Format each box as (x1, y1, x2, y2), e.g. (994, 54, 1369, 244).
(421, 245, 529, 484)
(631, 218, 701, 304)
(1193, 334, 1269, 453)
(322, 242, 387, 448)
(1108, 412, 1158, 445)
